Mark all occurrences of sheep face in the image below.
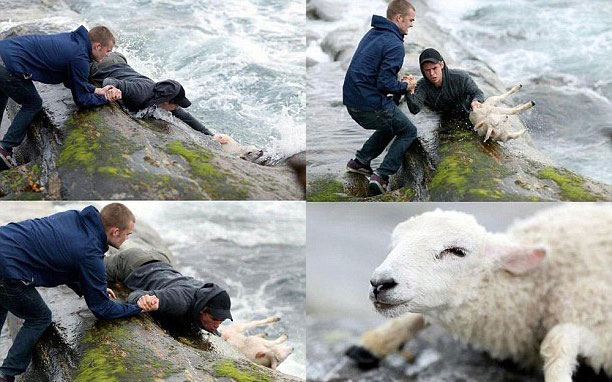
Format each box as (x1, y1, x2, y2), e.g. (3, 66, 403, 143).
(370, 210, 546, 318)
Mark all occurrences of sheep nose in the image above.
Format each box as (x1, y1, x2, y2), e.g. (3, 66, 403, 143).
(370, 277, 398, 295)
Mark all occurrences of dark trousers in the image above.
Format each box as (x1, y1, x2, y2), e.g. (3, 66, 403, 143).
(0, 281, 52, 377)
(348, 104, 417, 178)
(104, 247, 173, 284)
(0, 64, 43, 151)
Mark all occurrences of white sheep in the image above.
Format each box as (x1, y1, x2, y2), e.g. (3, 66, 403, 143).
(358, 205, 612, 382)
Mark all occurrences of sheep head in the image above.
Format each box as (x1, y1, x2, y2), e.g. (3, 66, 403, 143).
(370, 209, 546, 318)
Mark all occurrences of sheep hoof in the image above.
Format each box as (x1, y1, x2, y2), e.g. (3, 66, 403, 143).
(531, 100, 536, 106)
(345, 345, 380, 370)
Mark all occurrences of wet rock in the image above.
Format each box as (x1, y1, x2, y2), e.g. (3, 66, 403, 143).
(307, 315, 610, 382)
(307, 0, 343, 22)
(320, 26, 359, 68)
(0, 1, 303, 200)
(3, 213, 302, 382)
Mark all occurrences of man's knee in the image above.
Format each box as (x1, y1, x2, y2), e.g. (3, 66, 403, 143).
(27, 304, 52, 329)
(23, 93, 43, 113)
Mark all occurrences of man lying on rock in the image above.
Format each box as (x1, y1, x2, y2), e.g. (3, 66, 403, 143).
(104, 247, 233, 336)
(0, 203, 159, 382)
(0, 26, 122, 171)
(404, 48, 485, 119)
(89, 52, 213, 136)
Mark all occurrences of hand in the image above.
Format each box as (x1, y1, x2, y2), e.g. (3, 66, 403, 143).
(107, 288, 116, 300)
(401, 74, 417, 95)
(471, 100, 482, 109)
(137, 294, 159, 312)
(104, 86, 122, 101)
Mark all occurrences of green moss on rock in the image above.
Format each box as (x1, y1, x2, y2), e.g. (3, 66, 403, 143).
(214, 360, 270, 382)
(307, 176, 350, 202)
(166, 141, 248, 200)
(428, 128, 507, 201)
(74, 319, 179, 382)
(58, 110, 133, 177)
(537, 167, 603, 201)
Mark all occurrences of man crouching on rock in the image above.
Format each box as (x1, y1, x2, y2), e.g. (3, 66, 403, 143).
(105, 247, 233, 336)
(343, 0, 418, 196)
(0, 203, 158, 382)
(0, 26, 123, 171)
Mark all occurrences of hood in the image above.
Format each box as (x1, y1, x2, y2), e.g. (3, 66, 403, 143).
(371, 15, 404, 41)
(419, 48, 448, 84)
(74, 25, 94, 61)
(191, 283, 232, 328)
(79, 206, 108, 253)
(143, 79, 189, 108)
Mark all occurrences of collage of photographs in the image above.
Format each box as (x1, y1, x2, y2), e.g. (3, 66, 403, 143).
(0, 0, 611, 381)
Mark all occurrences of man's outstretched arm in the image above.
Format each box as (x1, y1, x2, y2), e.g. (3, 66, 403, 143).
(172, 108, 213, 135)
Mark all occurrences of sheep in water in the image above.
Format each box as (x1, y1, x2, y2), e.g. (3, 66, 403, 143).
(347, 205, 612, 382)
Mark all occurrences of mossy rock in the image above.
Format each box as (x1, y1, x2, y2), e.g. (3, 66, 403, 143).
(0, 162, 44, 199)
(537, 167, 605, 202)
(166, 141, 249, 200)
(307, 175, 351, 202)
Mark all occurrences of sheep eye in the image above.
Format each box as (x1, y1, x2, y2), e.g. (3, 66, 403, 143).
(437, 247, 467, 259)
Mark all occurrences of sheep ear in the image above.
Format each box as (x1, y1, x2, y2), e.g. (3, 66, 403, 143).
(486, 241, 546, 274)
(255, 352, 266, 359)
(474, 121, 484, 131)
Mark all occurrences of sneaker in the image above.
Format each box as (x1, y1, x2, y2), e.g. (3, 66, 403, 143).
(346, 158, 373, 176)
(0, 147, 14, 171)
(369, 173, 388, 196)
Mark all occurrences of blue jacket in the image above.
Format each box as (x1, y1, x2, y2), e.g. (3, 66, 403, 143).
(0, 26, 107, 107)
(0, 206, 141, 320)
(343, 15, 408, 111)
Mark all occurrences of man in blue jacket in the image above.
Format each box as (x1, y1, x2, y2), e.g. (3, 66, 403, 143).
(0, 203, 159, 382)
(342, 0, 418, 196)
(0, 25, 122, 170)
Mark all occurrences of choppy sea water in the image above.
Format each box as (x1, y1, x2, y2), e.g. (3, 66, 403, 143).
(307, 0, 612, 184)
(0, 202, 306, 379)
(64, 0, 306, 160)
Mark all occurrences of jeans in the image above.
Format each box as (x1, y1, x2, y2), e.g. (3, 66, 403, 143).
(0, 280, 52, 377)
(348, 104, 417, 178)
(0, 64, 43, 151)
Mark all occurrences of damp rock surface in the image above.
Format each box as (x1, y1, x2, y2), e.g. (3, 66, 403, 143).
(307, 316, 610, 382)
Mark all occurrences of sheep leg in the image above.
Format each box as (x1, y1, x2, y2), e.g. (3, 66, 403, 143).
(240, 316, 280, 331)
(484, 84, 522, 106)
(489, 101, 535, 115)
(484, 125, 494, 142)
(540, 323, 603, 382)
(360, 313, 425, 359)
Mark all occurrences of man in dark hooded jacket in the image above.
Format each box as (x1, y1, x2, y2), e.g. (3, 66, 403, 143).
(105, 247, 232, 336)
(0, 203, 158, 382)
(405, 48, 484, 117)
(89, 52, 212, 136)
(0, 26, 122, 170)
(342, 0, 418, 196)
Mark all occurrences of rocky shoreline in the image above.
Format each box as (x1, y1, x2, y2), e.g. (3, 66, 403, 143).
(306, 0, 612, 202)
(0, 0, 304, 200)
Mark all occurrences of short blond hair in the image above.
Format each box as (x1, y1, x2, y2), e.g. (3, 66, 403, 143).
(88, 25, 115, 47)
(386, 0, 415, 19)
(100, 203, 134, 230)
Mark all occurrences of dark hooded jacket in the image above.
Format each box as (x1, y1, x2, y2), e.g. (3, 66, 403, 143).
(0, 26, 107, 107)
(0, 206, 141, 319)
(343, 15, 408, 111)
(405, 48, 484, 116)
(124, 262, 228, 331)
(89, 52, 211, 135)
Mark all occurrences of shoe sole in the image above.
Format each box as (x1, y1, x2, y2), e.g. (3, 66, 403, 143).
(368, 180, 386, 196)
(346, 166, 373, 177)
